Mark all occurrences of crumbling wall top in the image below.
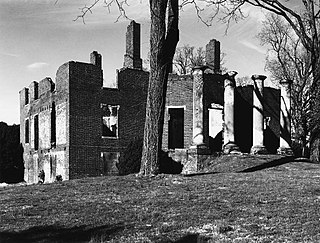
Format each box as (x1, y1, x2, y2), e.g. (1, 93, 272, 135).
(29, 81, 39, 102)
(90, 51, 102, 69)
(39, 77, 54, 97)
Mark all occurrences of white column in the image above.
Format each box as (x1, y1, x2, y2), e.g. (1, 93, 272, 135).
(185, 66, 210, 175)
(250, 74, 268, 154)
(192, 67, 206, 147)
(223, 71, 239, 153)
(277, 79, 293, 155)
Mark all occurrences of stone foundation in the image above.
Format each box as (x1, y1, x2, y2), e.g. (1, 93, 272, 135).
(223, 142, 240, 154)
(250, 145, 268, 155)
(169, 147, 211, 174)
(277, 147, 294, 156)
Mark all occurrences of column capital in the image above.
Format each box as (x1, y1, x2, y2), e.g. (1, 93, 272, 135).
(251, 74, 267, 81)
(224, 71, 237, 87)
(225, 71, 238, 79)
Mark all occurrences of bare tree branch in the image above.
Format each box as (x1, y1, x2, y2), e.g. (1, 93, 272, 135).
(72, 0, 130, 24)
(258, 12, 316, 156)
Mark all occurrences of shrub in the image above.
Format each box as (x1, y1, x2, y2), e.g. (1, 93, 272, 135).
(117, 138, 143, 175)
(117, 138, 183, 175)
(159, 151, 183, 174)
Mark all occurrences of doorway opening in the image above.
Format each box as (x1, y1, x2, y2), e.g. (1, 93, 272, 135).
(168, 108, 184, 149)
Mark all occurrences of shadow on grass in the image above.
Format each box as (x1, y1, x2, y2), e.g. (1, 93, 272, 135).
(183, 171, 217, 177)
(170, 234, 210, 243)
(239, 156, 295, 173)
(0, 223, 125, 243)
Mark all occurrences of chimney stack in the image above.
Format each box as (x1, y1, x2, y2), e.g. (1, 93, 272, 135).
(205, 39, 220, 74)
(90, 51, 102, 69)
(123, 20, 142, 70)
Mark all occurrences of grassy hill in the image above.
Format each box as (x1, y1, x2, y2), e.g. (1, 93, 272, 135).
(1, 155, 320, 242)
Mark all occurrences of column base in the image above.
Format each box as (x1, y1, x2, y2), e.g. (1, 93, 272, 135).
(181, 146, 211, 174)
(189, 144, 210, 151)
(223, 142, 240, 154)
(250, 145, 268, 155)
(277, 147, 294, 156)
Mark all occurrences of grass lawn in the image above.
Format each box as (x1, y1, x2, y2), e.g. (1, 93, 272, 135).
(1, 155, 320, 242)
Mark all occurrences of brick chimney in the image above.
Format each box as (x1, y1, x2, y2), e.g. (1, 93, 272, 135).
(123, 20, 142, 70)
(90, 51, 102, 69)
(205, 39, 220, 73)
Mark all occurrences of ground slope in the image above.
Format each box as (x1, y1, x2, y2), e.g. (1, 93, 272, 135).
(1, 155, 320, 242)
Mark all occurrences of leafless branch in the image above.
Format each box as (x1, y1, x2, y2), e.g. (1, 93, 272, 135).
(73, 0, 130, 24)
(74, 0, 100, 24)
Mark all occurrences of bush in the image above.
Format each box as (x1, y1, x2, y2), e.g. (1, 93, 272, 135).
(117, 138, 143, 175)
(117, 138, 183, 175)
(159, 151, 183, 174)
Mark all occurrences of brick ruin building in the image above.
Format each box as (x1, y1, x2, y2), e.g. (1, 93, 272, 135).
(20, 21, 292, 183)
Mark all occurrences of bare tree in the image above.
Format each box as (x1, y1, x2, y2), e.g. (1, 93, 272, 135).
(236, 76, 251, 86)
(174, 45, 199, 75)
(258, 13, 314, 157)
(139, 0, 179, 175)
(173, 44, 227, 75)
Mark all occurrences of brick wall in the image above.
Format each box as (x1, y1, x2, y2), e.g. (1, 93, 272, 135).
(20, 63, 70, 183)
(66, 63, 148, 179)
(163, 74, 193, 150)
(67, 61, 103, 178)
(99, 68, 148, 174)
(163, 73, 225, 152)
(39, 105, 51, 149)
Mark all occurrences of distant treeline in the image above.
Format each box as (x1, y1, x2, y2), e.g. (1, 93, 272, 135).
(0, 122, 24, 183)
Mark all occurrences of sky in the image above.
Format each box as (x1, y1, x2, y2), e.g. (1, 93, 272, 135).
(0, 0, 271, 125)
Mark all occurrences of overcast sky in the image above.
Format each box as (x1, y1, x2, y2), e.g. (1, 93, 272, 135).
(0, 0, 270, 125)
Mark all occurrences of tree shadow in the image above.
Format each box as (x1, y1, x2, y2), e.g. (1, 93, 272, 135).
(183, 171, 218, 177)
(239, 156, 295, 173)
(0, 223, 125, 243)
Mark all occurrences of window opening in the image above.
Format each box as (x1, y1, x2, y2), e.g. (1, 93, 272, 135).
(34, 115, 39, 150)
(25, 119, 29, 143)
(101, 104, 119, 138)
(51, 102, 56, 147)
(25, 89, 29, 105)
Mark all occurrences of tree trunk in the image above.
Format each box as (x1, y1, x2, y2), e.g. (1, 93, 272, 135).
(140, 0, 179, 175)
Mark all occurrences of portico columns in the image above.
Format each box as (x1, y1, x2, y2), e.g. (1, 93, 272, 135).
(223, 71, 240, 153)
(191, 66, 209, 148)
(250, 74, 268, 154)
(182, 66, 210, 174)
(277, 79, 293, 155)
